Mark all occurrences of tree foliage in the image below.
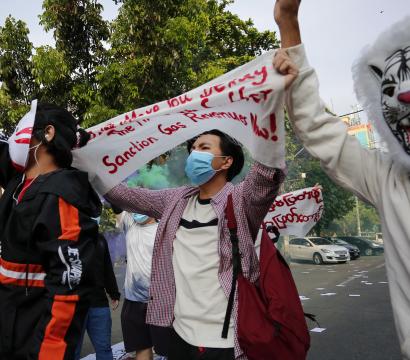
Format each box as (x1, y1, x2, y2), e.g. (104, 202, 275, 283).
(327, 199, 381, 236)
(0, 0, 279, 134)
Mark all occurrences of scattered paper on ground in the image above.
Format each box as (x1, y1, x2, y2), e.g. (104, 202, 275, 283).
(349, 294, 361, 297)
(320, 293, 337, 296)
(315, 288, 325, 290)
(81, 342, 165, 360)
(310, 327, 327, 333)
(299, 295, 310, 300)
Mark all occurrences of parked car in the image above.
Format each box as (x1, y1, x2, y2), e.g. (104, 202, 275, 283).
(326, 237, 361, 260)
(337, 236, 384, 256)
(289, 237, 350, 265)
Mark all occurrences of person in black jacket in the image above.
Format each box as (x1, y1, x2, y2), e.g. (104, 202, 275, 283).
(0, 102, 101, 360)
(75, 232, 120, 360)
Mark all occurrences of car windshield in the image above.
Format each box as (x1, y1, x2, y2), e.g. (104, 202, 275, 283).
(310, 238, 332, 246)
(335, 239, 349, 245)
(358, 238, 373, 244)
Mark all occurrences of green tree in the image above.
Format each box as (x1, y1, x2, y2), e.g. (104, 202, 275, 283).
(0, 17, 36, 135)
(302, 160, 355, 236)
(0, 0, 279, 132)
(39, 0, 110, 119)
(328, 199, 381, 236)
(0, 16, 37, 103)
(90, 0, 279, 125)
(32, 46, 72, 105)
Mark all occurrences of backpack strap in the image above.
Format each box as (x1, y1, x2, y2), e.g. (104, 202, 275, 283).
(222, 193, 242, 339)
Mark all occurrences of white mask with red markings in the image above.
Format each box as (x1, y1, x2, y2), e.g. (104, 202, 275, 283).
(7, 100, 38, 172)
(353, 16, 410, 170)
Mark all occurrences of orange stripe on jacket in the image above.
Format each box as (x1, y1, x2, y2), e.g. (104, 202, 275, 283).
(38, 295, 79, 360)
(58, 198, 81, 241)
(0, 274, 45, 287)
(0, 258, 44, 273)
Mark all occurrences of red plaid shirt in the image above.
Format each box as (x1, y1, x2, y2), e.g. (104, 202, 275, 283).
(106, 162, 285, 359)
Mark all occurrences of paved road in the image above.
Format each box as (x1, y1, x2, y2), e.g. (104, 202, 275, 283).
(81, 256, 402, 360)
(291, 256, 401, 360)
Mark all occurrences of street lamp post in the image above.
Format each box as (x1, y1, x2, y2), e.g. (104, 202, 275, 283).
(355, 196, 362, 236)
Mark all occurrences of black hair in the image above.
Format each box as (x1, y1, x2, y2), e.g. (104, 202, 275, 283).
(32, 102, 90, 168)
(186, 129, 244, 182)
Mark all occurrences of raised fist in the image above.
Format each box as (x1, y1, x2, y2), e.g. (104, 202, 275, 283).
(274, 0, 301, 25)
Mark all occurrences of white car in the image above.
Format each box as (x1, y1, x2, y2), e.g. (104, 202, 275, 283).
(289, 237, 350, 265)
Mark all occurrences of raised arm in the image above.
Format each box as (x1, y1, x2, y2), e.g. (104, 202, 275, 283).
(105, 183, 180, 220)
(237, 163, 286, 239)
(273, 0, 383, 206)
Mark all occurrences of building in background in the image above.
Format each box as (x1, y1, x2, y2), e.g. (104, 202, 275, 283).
(341, 112, 376, 149)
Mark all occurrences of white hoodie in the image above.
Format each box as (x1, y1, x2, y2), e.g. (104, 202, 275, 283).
(287, 44, 410, 360)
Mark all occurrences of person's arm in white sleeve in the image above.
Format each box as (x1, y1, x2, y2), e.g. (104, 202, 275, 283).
(274, 0, 383, 206)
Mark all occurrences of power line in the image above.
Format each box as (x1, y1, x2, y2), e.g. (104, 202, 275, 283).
(339, 109, 364, 117)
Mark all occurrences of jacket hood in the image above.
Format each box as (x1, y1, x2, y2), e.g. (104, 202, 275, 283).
(352, 16, 410, 171)
(36, 168, 102, 217)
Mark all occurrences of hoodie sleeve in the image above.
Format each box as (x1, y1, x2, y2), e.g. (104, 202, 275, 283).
(31, 194, 98, 359)
(285, 44, 383, 206)
(0, 135, 17, 189)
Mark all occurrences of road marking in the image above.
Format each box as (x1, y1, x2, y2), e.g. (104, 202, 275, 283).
(336, 262, 385, 287)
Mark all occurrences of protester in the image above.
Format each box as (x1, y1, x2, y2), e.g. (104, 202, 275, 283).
(273, 0, 410, 358)
(102, 128, 286, 360)
(75, 232, 120, 360)
(115, 209, 169, 360)
(0, 102, 101, 359)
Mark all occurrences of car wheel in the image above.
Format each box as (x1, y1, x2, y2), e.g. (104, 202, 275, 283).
(313, 253, 323, 265)
(365, 248, 373, 256)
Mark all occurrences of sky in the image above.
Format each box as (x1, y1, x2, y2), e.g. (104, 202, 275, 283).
(0, 0, 409, 116)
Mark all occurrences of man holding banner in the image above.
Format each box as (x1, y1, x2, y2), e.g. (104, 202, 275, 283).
(105, 130, 286, 360)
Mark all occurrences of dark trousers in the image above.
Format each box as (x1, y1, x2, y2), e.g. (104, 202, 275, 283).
(168, 329, 235, 360)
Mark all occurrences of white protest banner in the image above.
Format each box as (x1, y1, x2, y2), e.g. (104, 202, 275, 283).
(72, 49, 285, 194)
(263, 187, 324, 236)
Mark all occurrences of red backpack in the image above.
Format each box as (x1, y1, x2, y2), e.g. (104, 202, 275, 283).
(222, 194, 312, 360)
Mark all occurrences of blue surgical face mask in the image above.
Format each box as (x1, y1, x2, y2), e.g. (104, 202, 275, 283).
(132, 213, 150, 224)
(185, 150, 226, 186)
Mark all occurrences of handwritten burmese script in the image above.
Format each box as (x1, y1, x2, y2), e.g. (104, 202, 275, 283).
(263, 187, 324, 237)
